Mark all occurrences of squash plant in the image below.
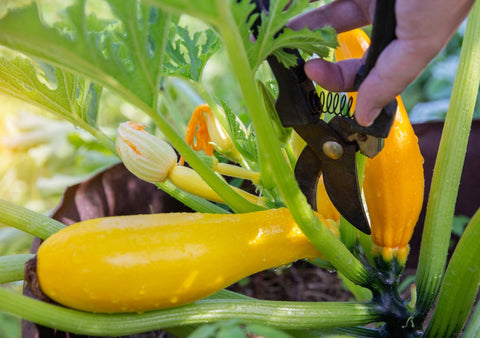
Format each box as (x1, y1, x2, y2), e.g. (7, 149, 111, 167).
(0, 0, 480, 337)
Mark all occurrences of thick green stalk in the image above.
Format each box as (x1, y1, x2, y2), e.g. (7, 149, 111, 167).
(155, 181, 230, 214)
(0, 199, 65, 239)
(0, 254, 34, 284)
(415, 1, 480, 316)
(425, 207, 480, 336)
(0, 287, 381, 336)
(215, 2, 371, 286)
(463, 297, 480, 337)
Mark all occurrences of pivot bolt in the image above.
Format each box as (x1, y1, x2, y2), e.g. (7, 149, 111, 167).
(322, 141, 344, 160)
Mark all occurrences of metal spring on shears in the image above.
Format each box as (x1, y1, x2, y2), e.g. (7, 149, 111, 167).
(316, 91, 354, 118)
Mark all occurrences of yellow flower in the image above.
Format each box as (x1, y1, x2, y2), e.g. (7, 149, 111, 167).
(184, 104, 241, 162)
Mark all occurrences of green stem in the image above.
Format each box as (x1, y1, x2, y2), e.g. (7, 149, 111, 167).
(214, 163, 260, 183)
(155, 181, 230, 214)
(0, 254, 34, 284)
(159, 87, 187, 137)
(0, 287, 381, 336)
(216, 2, 371, 286)
(415, 1, 480, 317)
(0, 199, 65, 239)
(77, 122, 117, 155)
(287, 326, 379, 338)
(139, 98, 264, 214)
(425, 207, 480, 336)
(462, 295, 480, 337)
(185, 78, 229, 130)
(340, 152, 366, 250)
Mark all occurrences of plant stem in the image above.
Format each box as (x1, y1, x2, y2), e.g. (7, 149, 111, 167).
(144, 100, 264, 214)
(155, 181, 230, 214)
(214, 163, 260, 183)
(425, 207, 480, 336)
(0, 287, 381, 336)
(462, 295, 480, 337)
(0, 254, 34, 284)
(415, 0, 480, 317)
(340, 152, 366, 250)
(159, 87, 187, 136)
(185, 78, 229, 130)
(216, 2, 371, 287)
(0, 199, 65, 239)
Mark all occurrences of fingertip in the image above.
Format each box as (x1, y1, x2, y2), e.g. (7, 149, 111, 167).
(304, 58, 328, 82)
(305, 58, 362, 92)
(354, 107, 381, 127)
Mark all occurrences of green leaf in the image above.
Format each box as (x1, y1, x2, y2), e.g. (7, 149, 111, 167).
(426, 208, 480, 336)
(164, 25, 221, 82)
(451, 214, 470, 237)
(144, 0, 220, 26)
(0, 56, 102, 130)
(245, 323, 294, 338)
(217, 325, 246, 338)
(220, 100, 258, 164)
(187, 323, 219, 338)
(0, 0, 170, 109)
(256, 80, 292, 145)
(231, 0, 337, 70)
(272, 26, 337, 67)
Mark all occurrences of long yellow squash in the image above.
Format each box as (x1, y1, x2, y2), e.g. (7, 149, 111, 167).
(37, 208, 334, 313)
(363, 99, 424, 252)
(334, 29, 424, 262)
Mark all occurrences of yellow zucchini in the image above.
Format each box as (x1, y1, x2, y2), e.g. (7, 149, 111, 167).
(332, 29, 424, 262)
(37, 208, 334, 313)
(334, 29, 424, 260)
(363, 99, 424, 251)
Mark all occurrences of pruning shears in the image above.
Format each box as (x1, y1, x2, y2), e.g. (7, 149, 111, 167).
(252, 0, 397, 234)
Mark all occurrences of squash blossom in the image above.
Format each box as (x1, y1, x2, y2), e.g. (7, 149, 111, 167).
(116, 121, 264, 206)
(335, 29, 424, 266)
(116, 121, 177, 183)
(185, 104, 242, 163)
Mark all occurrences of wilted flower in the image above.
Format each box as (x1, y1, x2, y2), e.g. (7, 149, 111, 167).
(185, 104, 241, 162)
(116, 121, 177, 183)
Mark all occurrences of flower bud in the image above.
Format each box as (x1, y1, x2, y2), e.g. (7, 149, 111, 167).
(116, 122, 177, 183)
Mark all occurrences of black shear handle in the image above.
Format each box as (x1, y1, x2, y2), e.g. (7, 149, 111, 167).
(351, 0, 398, 138)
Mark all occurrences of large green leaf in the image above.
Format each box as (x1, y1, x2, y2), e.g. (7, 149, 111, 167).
(150, 0, 337, 71)
(0, 56, 113, 149)
(143, 0, 219, 26)
(0, 0, 170, 109)
(164, 25, 221, 82)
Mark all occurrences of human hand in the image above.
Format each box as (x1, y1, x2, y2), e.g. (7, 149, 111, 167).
(287, 0, 476, 126)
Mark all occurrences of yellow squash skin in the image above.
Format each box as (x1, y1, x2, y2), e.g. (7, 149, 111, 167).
(37, 208, 332, 313)
(316, 175, 340, 223)
(363, 99, 424, 250)
(334, 29, 424, 262)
